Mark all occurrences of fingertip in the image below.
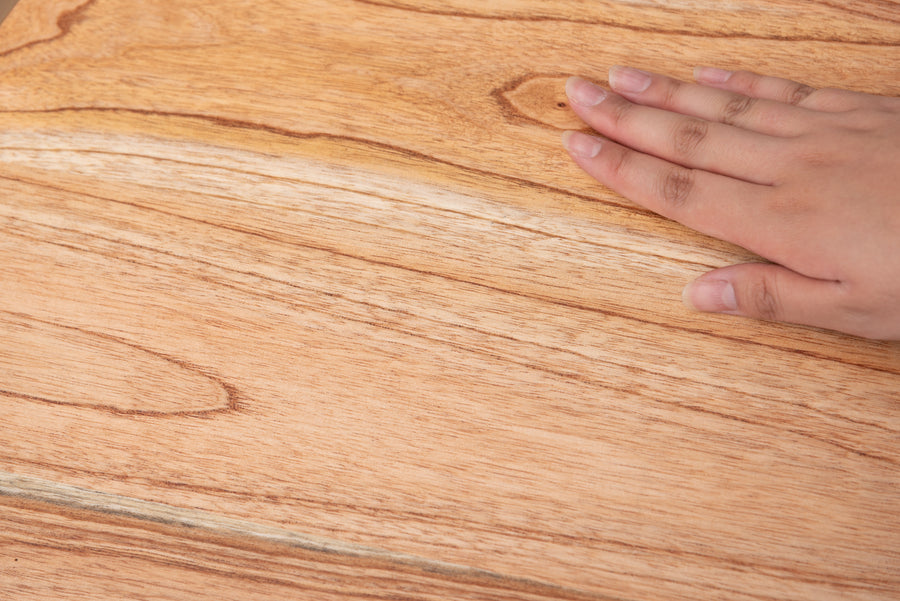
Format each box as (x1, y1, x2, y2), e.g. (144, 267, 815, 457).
(608, 66, 652, 94)
(682, 277, 738, 313)
(565, 76, 608, 107)
(561, 130, 602, 159)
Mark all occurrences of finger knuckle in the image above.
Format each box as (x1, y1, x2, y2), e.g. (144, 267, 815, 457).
(831, 106, 890, 131)
(799, 149, 835, 168)
(832, 286, 886, 339)
(747, 278, 780, 321)
(659, 166, 694, 209)
(807, 88, 856, 111)
(787, 83, 816, 105)
(607, 97, 634, 128)
(672, 118, 708, 158)
(721, 95, 756, 125)
(661, 78, 683, 107)
(777, 137, 838, 173)
(794, 137, 839, 169)
(764, 183, 810, 216)
(729, 70, 760, 94)
(605, 144, 633, 180)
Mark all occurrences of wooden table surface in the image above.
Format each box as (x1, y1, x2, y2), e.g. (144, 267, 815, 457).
(1, 1, 899, 599)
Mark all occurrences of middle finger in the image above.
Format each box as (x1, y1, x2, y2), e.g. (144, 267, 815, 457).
(566, 77, 786, 184)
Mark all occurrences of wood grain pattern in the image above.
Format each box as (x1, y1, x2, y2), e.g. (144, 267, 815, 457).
(1, 0, 898, 599)
(0, 312, 233, 415)
(0, 473, 599, 601)
(357, 0, 900, 42)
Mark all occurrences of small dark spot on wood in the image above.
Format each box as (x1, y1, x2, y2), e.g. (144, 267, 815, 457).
(557, 102, 567, 108)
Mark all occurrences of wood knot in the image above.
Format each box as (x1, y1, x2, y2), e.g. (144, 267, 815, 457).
(493, 74, 589, 130)
(0, 313, 233, 416)
(0, 0, 91, 56)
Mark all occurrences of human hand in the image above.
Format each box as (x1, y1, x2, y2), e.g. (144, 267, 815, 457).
(562, 66, 900, 340)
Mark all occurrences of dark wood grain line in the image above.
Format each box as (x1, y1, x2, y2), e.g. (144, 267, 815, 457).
(0, 185, 866, 396)
(0, 219, 746, 404)
(0, 388, 238, 418)
(0, 309, 240, 417)
(0, 106, 659, 217)
(351, 0, 900, 43)
(819, 0, 900, 22)
(4, 213, 897, 467)
(0, 0, 97, 59)
(6, 531, 436, 601)
(0, 162, 900, 382)
(1, 466, 892, 597)
(0, 143, 722, 271)
(0, 472, 618, 601)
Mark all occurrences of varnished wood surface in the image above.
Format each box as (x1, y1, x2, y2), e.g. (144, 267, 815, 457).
(0, 1, 898, 599)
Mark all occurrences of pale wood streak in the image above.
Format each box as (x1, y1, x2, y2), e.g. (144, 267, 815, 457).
(0, 0, 898, 599)
(0, 472, 602, 600)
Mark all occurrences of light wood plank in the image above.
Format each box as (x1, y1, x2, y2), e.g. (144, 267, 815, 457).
(0, 0, 898, 599)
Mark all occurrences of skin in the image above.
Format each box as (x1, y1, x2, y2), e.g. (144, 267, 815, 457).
(562, 66, 900, 340)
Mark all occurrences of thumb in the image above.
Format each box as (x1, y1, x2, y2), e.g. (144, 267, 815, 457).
(682, 262, 852, 335)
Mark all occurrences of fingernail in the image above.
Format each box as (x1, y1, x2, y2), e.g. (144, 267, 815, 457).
(683, 279, 738, 313)
(562, 130, 602, 158)
(694, 66, 733, 84)
(565, 76, 608, 106)
(608, 66, 651, 94)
